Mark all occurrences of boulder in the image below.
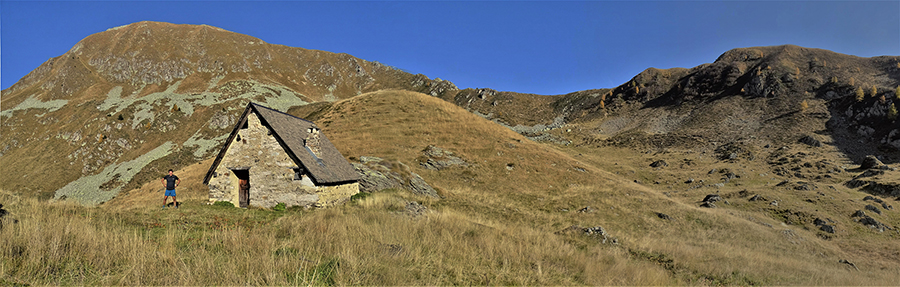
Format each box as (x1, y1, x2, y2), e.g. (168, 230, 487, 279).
(845, 179, 870, 189)
(700, 202, 717, 208)
(702, 194, 723, 203)
(862, 195, 883, 203)
(814, 218, 836, 234)
(839, 259, 859, 271)
(860, 155, 885, 169)
(577, 206, 595, 213)
(650, 160, 668, 168)
(865, 204, 882, 215)
(656, 212, 674, 220)
(798, 135, 822, 147)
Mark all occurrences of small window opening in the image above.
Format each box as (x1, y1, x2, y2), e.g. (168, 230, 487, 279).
(292, 167, 305, 180)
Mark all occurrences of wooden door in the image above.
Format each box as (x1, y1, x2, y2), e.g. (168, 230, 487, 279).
(239, 179, 250, 208)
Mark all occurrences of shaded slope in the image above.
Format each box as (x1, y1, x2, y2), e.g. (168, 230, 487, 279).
(560, 45, 900, 162)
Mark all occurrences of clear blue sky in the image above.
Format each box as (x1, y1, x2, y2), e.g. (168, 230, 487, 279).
(2, 1, 898, 95)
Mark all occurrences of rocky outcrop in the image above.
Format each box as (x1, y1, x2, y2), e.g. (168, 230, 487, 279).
(353, 157, 439, 198)
(851, 210, 893, 232)
(814, 218, 836, 234)
(700, 194, 723, 208)
(860, 155, 886, 169)
(418, 145, 468, 170)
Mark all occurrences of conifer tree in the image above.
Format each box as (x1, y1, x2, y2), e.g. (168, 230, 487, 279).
(856, 87, 865, 102)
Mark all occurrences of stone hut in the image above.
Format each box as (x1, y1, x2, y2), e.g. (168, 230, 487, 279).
(203, 103, 360, 208)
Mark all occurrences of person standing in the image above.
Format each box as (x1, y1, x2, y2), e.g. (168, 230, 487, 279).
(161, 169, 180, 208)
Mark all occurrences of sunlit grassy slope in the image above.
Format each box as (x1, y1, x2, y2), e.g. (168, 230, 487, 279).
(2, 90, 898, 285)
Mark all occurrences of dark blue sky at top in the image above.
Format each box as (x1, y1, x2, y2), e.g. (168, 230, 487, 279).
(1, 1, 898, 95)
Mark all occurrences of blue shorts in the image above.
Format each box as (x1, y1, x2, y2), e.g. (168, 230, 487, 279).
(165, 189, 177, 197)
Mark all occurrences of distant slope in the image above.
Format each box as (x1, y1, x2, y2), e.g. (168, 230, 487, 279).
(555, 45, 900, 162)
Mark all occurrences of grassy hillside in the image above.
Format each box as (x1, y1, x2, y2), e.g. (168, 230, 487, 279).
(3, 90, 898, 285)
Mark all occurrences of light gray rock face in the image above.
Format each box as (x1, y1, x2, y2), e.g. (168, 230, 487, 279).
(419, 145, 468, 170)
(352, 162, 398, 193)
(407, 173, 438, 198)
(353, 157, 439, 198)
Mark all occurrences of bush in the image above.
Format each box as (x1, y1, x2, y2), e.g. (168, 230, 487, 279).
(213, 201, 234, 208)
(889, 104, 898, 121)
(273, 202, 286, 212)
(350, 192, 372, 202)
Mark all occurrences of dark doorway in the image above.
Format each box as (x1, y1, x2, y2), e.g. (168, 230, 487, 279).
(232, 169, 250, 208)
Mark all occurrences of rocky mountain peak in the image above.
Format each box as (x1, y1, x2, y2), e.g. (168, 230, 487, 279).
(2, 21, 460, 107)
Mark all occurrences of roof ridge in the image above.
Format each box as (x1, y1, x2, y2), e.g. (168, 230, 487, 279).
(250, 102, 316, 125)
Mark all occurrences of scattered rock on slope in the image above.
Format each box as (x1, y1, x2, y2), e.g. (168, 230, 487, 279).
(851, 210, 893, 232)
(556, 225, 617, 244)
(798, 135, 822, 147)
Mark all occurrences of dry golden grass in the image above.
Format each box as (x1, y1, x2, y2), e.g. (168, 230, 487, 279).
(0, 190, 675, 285)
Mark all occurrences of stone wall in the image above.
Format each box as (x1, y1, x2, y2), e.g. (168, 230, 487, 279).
(207, 112, 358, 208)
(316, 182, 360, 207)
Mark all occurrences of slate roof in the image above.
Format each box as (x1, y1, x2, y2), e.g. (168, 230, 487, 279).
(203, 102, 360, 185)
